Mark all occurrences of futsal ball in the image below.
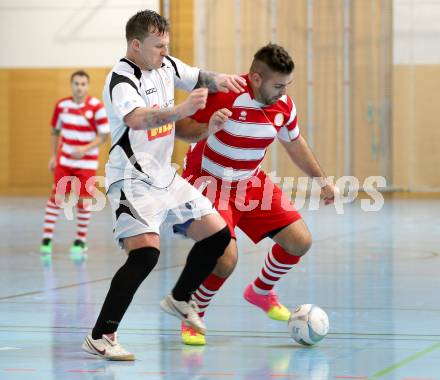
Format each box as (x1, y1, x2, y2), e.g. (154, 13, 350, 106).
(288, 304, 329, 346)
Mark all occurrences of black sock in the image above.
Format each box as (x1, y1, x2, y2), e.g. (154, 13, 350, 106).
(172, 226, 230, 301)
(91, 247, 160, 339)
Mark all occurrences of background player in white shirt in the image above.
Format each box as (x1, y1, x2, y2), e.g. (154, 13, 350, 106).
(82, 10, 246, 361)
(40, 71, 109, 261)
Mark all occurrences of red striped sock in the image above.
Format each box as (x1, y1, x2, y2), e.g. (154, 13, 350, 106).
(76, 201, 91, 242)
(253, 244, 300, 295)
(192, 273, 226, 317)
(42, 195, 60, 240)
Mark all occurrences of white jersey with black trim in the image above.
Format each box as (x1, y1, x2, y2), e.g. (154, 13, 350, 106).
(103, 56, 200, 190)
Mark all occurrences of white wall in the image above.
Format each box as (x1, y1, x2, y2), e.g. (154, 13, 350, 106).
(394, 0, 440, 64)
(0, 0, 159, 68)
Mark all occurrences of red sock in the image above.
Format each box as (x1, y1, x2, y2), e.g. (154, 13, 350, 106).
(192, 273, 226, 317)
(76, 201, 91, 242)
(42, 195, 60, 240)
(253, 244, 300, 295)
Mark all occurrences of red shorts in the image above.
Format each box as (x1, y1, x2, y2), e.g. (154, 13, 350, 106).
(53, 165, 97, 198)
(185, 170, 302, 243)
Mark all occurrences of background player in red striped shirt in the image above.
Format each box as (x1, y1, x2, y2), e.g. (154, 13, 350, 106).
(40, 70, 110, 261)
(176, 44, 338, 345)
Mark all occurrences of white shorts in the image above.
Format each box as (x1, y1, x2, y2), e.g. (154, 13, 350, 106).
(107, 174, 217, 247)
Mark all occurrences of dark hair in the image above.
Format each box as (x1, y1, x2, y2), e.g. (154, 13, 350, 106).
(70, 70, 90, 82)
(252, 43, 294, 74)
(126, 10, 169, 42)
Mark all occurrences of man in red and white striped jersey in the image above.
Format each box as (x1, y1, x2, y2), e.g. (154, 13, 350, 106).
(40, 70, 110, 260)
(177, 44, 338, 345)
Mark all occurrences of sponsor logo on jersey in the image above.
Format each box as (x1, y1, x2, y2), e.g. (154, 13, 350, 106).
(274, 113, 284, 127)
(145, 88, 157, 95)
(148, 123, 173, 140)
(85, 110, 93, 119)
(239, 110, 247, 121)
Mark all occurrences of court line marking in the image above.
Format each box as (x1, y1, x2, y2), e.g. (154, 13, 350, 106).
(0, 263, 183, 301)
(369, 342, 440, 379)
(2, 300, 440, 314)
(0, 326, 439, 343)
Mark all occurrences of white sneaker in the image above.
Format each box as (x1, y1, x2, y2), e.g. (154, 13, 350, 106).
(160, 294, 206, 335)
(82, 332, 135, 361)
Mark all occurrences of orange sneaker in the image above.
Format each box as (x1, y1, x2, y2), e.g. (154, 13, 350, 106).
(243, 283, 291, 321)
(181, 321, 206, 346)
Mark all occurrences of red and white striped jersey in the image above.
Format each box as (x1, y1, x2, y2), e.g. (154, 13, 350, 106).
(183, 75, 300, 185)
(51, 96, 110, 170)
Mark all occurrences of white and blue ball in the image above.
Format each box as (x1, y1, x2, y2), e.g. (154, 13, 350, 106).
(288, 304, 329, 346)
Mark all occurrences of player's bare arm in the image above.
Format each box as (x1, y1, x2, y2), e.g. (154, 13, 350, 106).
(175, 118, 205, 143)
(175, 108, 232, 143)
(71, 134, 109, 159)
(195, 71, 246, 94)
(280, 136, 337, 204)
(49, 129, 61, 171)
(124, 88, 208, 130)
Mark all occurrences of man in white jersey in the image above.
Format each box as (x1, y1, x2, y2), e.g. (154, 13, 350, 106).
(177, 44, 338, 345)
(82, 10, 245, 361)
(40, 70, 109, 262)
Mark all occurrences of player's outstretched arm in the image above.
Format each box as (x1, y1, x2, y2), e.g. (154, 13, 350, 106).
(195, 71, 246, 94)
(124, 88, 208, 130)
(175, 108, 232, 143)
(280, 136, 337, 205)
